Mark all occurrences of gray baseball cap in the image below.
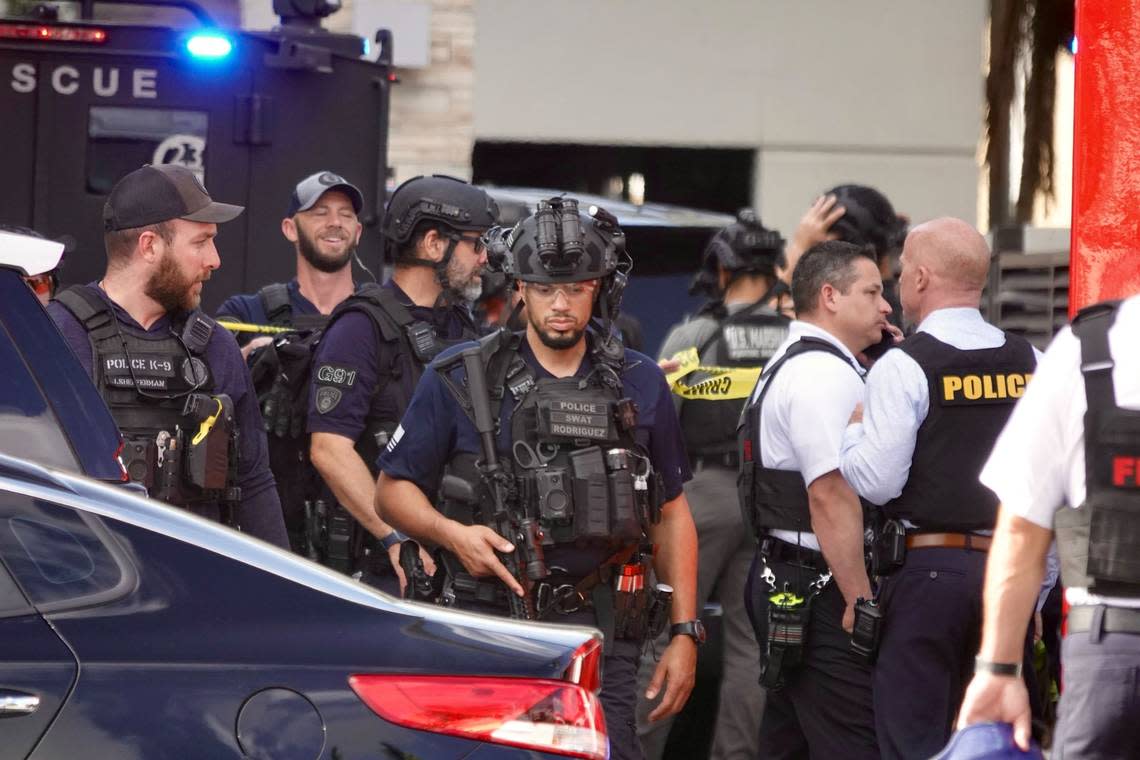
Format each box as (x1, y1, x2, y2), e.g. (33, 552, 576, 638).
(287, 171, 364, 217)
(103, 164, 244, 231)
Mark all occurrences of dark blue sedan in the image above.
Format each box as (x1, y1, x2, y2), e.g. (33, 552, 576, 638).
(0, 230, 608, 759)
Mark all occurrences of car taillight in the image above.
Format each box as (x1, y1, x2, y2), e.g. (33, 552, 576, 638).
(349, 674, 607, 760)
(562, 637, 604, 693)
(0, 23, 108, 43)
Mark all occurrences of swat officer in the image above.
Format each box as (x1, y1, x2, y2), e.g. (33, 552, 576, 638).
(786, 185, 908, 329)
(837, 218, 1040, 759)
(215, 171, 364, 554)
(636, 210, 788, 760)
(739, 240, 890, 759)
(375, 198, 700, 760)
(958, 292, 1140, 757)
(307, 175, 496, 592)
(47, 164, 288, 548)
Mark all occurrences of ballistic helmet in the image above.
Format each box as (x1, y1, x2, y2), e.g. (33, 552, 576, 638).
(690, 209, 785, 298)
(381, 175, 498, 246)
(499, 197, 626, 284)
(826, 184, 907, 257)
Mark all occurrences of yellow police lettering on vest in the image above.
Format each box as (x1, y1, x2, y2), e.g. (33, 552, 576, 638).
(940, 372, 1033, 404)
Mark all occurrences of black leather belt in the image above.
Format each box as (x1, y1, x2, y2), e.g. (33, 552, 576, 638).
(691, 451, 739, 470)
(1067, 605, 1140, 635)
(762, 536, 828, 573)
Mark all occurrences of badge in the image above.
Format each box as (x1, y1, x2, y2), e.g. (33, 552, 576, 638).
(182, 357, 209, 386)
(315, 386, 343, 414)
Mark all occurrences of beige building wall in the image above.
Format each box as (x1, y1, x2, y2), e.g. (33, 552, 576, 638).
(475, 0, 987, 235)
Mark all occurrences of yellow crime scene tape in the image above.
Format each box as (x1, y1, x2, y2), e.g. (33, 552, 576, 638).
(216, 319, 295, 335)
(663, 346, 763, 401)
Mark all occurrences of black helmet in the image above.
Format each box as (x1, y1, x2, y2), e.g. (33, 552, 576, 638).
(381, 175, 498, 246)
(501, 197, 625, 284)
(690, 209, 784, 298)
(826, 184, 907, 257)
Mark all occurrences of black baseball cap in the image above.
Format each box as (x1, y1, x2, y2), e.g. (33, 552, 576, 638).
(287, 171, 364, 217)
(103, 164, 244, 232)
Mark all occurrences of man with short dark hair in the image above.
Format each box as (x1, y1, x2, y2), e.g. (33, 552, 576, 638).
(47, 164, 288, 547)
(307, 175, 496, 591)
(215, 171, 364, 554)
(738, 240, 890, 759)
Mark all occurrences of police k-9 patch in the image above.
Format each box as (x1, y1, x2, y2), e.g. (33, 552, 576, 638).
(314, 363, 358, 388)
(938, 371, 1032, 405)
(315, 386, 343, 414)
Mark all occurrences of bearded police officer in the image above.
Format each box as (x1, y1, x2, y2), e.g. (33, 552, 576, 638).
(636, 210, 788, 760)
(739, 241, 891, 759)
(837, 218, 1041, 759)
(48, 164, 288, 547)
(375, 198, 699, 760)
(216, 170, 364, 554)
(958, 292, 1140, 758)
(307, 175, 495, 591)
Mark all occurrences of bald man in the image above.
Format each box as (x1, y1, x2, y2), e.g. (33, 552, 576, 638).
(838, 217, 1041, 760)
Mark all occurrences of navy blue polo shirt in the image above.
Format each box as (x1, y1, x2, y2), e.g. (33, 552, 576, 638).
(47, 286, 289, 549)
(216, 278, 319, 325)
(306, 280, 475, 442)
(378, 333, 691, 572)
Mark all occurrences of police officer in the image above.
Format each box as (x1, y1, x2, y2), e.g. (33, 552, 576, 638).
(636, 210, 788, 760)
(958, 292, 1140, 758)
(47, 164, 288, 548)
(217, 170, 364, 353)
(307, 175, 496, 591)
(837, 218, 1041, 759)
(216, 171, 364, 554)
(739, 240, 890, 759)
(786, 185, 908, 329)
(375, 198, 700, 760)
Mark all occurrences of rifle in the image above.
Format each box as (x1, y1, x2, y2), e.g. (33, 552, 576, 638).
(437, 331, 548, 619)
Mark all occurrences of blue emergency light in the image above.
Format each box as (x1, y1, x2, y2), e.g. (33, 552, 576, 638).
(186, 31, 233, 59)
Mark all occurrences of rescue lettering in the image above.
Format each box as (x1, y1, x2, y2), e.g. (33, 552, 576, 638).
(10, 62, 158, 99)
(939, 372, 1032, 405)
(1112, 456, 1140, 487)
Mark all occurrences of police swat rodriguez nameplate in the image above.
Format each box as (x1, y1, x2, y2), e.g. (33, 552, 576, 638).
(538, 398, 616, 442)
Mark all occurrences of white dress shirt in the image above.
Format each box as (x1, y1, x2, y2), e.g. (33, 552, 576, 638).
(840, 308, 1057, 604)
(980, 295, 1140, 609)
(840, 308, 1023, 505)
(750, 320, 865, 551)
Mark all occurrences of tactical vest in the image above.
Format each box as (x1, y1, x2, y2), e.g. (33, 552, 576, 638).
(442, 332, 663, 555)
(258, 282, 330, 333)
(885, 331, 1037, 531)
(1055, 301, 1140, 596)
(55, 285, 240, 514)
(324, 282, 477, 472)
(738, 337, 862, 534)
(679, 301, 789, 459)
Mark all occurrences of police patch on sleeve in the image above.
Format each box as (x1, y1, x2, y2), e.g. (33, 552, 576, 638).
(315, 386, 343, 414)
(314, 363, 358, 388)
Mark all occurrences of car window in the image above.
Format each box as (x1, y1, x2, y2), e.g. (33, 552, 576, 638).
(0, 490, 135, 613)
(0, 320, 80, 472)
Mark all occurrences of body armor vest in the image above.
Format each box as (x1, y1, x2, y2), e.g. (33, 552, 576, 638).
(739, 337, 862, 534)
(258, 282, 330, 333)
(679, 302, 789, 458)
(442, 332, 663, 556)
(885, 331, 1037, 531)
(55, 285, 239, 513)
(329, 282, 477, 472)
(1055, 301, 1140, 596)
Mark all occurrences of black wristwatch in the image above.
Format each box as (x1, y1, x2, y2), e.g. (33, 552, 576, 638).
(669, 620, 707, 646)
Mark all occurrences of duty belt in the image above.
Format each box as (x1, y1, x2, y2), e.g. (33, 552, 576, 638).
(1067, 605, 1140, 636)
(762, 536, 829, 573)
(906, 532, 992, 552)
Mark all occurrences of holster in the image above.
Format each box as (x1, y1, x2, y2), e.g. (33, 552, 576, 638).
(872, 518, 907, 577)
